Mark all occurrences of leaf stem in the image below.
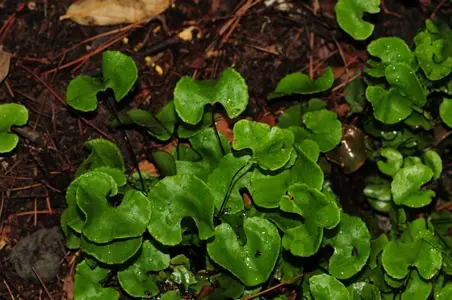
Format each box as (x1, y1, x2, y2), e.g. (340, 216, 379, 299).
(211, 108, 226, 156)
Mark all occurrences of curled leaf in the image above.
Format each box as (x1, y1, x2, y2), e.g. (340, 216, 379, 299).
(174, 68, 248, 125)
(335, 0, 380, 40)
(269, 68, 334, 99)
(0, 103, 29, 153)
(147, 174, 215, 246)
(207, 217, 280, 286)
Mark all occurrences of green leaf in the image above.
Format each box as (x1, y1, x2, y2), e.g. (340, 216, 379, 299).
(0, 103, 28, 153)
(205, 273, 245, 300)
(385, 63, 426, 107)
(334, 0, 380, 40)
(282, 221, 323, 257)
(269, 68, 334, 99)
(290, 109, 342, 152)
(401, 270, 432, 300)
(391, 164, 435, 208)
(117, 239, 170, 298)
(438, 284, 452, 300)
(233, 119, 296, 171)
(366, 86, 412, 125)
(325, 213, 371, 279)
(77, 176, 150, 243)
(250, 168, 291, 208)
(207, 154, 251, 214)
(369, 234, 389, 269)
(170, 265, 197, 288)
(348, 282, 381, 300)
(440, 98, 452, 128)
(283, 183, 340, 230)
(174, 68, 248, 125)
(309, 274, 351, 300)
(66, 76, 105, 112)
(161, 290, 181, 300)
(423, 150, 442, 180)
(382, 219, 442, 280)
(178, 110, 212, 138)
(344, 77, 366, 115)
(102, 51, 138, 101)
(61, 209, 81, 249)
(367, 37, 416, 68)
(377, 148, 403, 177)
(76, 139, 125, 178)
(277, 100, 326, 129)
(74, 260, 119, 300)
(147, 174, 215, 246)
(81, 235, 143, 265)
(152, 150, 177, 177)
(291, 140, 323, 190)
(207, 217, 280, 286)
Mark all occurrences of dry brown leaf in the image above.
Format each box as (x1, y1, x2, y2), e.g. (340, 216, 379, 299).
(60, 0, 171, 26)
(0, 46, 11, 84)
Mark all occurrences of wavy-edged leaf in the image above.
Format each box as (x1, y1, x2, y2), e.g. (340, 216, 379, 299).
(440, 98, 452, 128)
(291, 140, 323, 190)
(366, 86, 412, 125)
(324, 213, 371, 279)
(250, 168, 291, 208)
(277, 100, 326, 129)
(74, 260, 119, 300)
(385, 63, 426, 108)
(367, 37, 416, 69)
(290, 109, 342, 153)
(377, 148, 403, 177)
(0, 103, 29, 153)
(401, 270, 432, 300)
(102, 51, 138, 101)
(233, 119, 296, 171)
(117, 239, 170, 298)
(61, 209, 81, 249)
(66, 76, 105, 112)
(369, 234, 388, 269)
(76, 173, 151, 243)
(309, 274, 351, 300)
(207, 153, 252, 214)
(282, 221, 323, 257)
(81, 235, 143, 265)
(269, 68, 334, 99)
(334, 0, 380, 40)
(207, 217, 280, 286)
(174, 68, 248, 125)
(147, 174, 215, 246)
(391, 164, 435, 207)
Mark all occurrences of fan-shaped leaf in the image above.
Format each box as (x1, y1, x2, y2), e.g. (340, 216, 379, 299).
(174, 68, 248, 125)
(0, 103, 29, 153)
(81, 236, 143, 265)
(291, 140, 323, 190)
(147, 174, 215, 245)
(367, 37, 416, 69)
(377, 148, 403, 177)
(366, 86, 412, 125)
(269, 68, 334, 99)
(117, 239, 170, 297)
(385, 63, 426, 107)
(401, 270, 432, 300)
(334, 0, 380, 40)
(250, 168, 291, 208)
(233, 119, 296, 171)
(282, 221, 323, 257)
(66, 76, 105, 112)
(74, 260, 119, 300)
(309, 274, 351, 300)
(324, 213, 371, 279)
(277, 100, 326, 129)
(207, 217, 280, 286)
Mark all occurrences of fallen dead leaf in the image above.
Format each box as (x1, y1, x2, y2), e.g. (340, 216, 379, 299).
(60, 0, 171, 26)
(138, 160, 160, 177)
(0, 46, 11, 84)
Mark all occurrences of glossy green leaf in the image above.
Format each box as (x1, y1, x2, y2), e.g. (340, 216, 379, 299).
(401, 270, 432, 300)
(0, 103, 29, 153)
(423, 150, 442, 180)
(277, 100, 326, 129)
(382, 219, 442, 280)
(366, 86, 412, 125)
(66, 76, 105, 112)
(178, 110, 212, 138)
(283, 183, 340, 230)
(369, 234, 389, 269)
(440, 98, 452, 128)
(152, 150, 177, 177)
(377, 148, 403, 177)
(290, 109, 342, 152)
(74, 260, 119, 300)
(291, 140, 323, 190)
(205, 273, 245, 300)
(161, 290, 181, 300)
(147, 174, 215, 246)
(102, 51, 138, 101)
(233, 119, 296, 170)
(335, 0, 380, 40)
(344, 77, 366, 115)
(437, 284, 452, 300)
(174, 68, 248, 125)
(76, 173, 150, 243)
(117, 239, 170, 298)
(76, 138, 125, 177)
(207, 154, 251, 214)
(391, 164, 435, 208)
(61, 209, 81, 249)
(385, 63, 426, 107)
(81, 235, 143, 265)
(170, 265, 197, 287)
(250, 168, 291, 208)
(348, 282, 381, 300)
(282, 221, 323, 257)
(269, 67, 334, 99)
(367, 37, 416, 68)
(309, 274, 351, 300)
(325, 213, 371, 279)
(207, 217, 280, 286)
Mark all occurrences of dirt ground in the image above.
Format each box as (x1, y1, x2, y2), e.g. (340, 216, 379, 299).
(0, 0, 447, 299)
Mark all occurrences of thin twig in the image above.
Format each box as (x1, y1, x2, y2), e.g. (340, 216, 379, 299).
(242, 273, 305, 300)
(32, 267, 54, 300)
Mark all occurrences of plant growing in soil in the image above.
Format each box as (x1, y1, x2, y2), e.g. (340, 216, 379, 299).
(0, 103, 28, 153)
(60, 17, 452, 300)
